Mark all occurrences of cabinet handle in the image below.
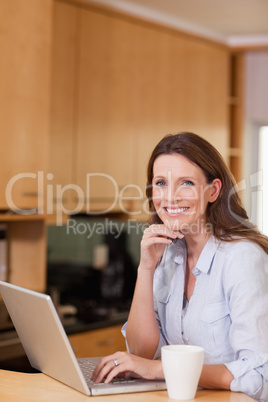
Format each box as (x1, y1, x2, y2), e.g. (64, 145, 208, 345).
(22, 192, 39, 197)
(96, 338, 113, 347)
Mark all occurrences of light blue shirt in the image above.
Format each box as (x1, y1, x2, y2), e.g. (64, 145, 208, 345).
(122, 236, 268, 401)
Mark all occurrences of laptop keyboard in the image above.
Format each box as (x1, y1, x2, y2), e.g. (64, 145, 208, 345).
(78, 359, 136, 386)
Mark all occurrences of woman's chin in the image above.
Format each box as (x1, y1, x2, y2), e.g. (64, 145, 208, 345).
(163, 219, 182, 232)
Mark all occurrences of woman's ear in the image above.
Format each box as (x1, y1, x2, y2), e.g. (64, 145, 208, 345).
(209, 178, 222, 203)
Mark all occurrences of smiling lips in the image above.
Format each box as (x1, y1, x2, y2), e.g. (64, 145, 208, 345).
(164, 207, 189, 215)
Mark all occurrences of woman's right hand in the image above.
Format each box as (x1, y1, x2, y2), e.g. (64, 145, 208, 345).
(91, 351, 164, 384)
(139, 224, 183, 271)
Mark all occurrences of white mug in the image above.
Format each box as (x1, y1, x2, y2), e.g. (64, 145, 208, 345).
(161, 345, 204, 400)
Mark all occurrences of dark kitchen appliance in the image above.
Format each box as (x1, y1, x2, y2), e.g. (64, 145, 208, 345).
(46, 228, 137, 323)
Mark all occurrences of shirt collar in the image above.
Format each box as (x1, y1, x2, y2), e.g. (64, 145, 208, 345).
(195, 235, 221, 274)
(173, 235, 221, 274)
(173, 238, 187, 265)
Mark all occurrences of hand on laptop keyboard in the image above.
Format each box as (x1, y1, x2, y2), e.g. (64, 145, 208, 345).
(91, 351, 164, 384)
(78, 359, 136, 386)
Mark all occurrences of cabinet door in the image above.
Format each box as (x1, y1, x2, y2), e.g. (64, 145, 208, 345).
(134, 35, 230, 197)
(0, 0, 51, 211)
(50, 3, 229, 217)
(76, 9, 139, 213)
(68, 325, 126, 358)
(76, 8, 229, 216)
(7, 219, 47, 292)
(49, 1, 79, 215)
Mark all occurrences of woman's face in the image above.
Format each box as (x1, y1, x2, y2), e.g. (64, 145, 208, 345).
(152, 154, 221, 235)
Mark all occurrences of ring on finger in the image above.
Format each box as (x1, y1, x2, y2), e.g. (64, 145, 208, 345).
(113, 359, 119, 367)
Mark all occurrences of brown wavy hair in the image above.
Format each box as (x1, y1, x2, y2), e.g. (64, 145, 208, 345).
(146, 132, 268, 254)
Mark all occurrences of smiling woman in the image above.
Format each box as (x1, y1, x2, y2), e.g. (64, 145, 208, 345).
(151, 153, 221, 235)
(92, 132, 268, 401)
(146, 132, 268, 251)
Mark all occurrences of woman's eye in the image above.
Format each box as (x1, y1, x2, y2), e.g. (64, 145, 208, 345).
(154, 180, 166, 186)
(182, 180, 194, 186)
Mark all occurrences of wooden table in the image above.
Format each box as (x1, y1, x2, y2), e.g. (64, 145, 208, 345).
(0, 369, 254, 401)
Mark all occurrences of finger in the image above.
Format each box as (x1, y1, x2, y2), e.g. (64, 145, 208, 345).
(142, 231, 174, 244)
(104, 366, 121, 384)
(143, 224, 171, 235)
(97, 361, 117, 383)
(91, 355, 116, 381)
(93, 352, 127, 383)
(142, 237, 172, 247)
(100, 353, 130, 383)
(104, 362, 131, 384)
(149, 225, 184, 240)
(172, 230, 184, 239)
(144, 224, 179, 239)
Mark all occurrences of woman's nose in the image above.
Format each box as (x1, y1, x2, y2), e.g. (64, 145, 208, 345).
(164, 184, 181, 203)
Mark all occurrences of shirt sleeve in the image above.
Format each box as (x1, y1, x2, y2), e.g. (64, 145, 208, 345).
(224, 353, 268, 401)
(121, 322, 130, 352)
(152, 303, 168, 359)
(222, 243, 268, 401)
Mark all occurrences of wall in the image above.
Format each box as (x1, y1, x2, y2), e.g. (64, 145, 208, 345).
(245, 51, 268, 122)
(243, 50, 268, 221)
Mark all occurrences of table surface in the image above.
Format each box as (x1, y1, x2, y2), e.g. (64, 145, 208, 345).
(0, 369, 255, 402)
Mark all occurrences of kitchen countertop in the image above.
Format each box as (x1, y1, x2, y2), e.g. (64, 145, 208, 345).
(0, 308, 128, 340)
(0, 369, 255, 402)
(62, 310, 128, 335)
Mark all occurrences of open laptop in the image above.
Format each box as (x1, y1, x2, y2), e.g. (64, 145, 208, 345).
(0, 281, 166, 396)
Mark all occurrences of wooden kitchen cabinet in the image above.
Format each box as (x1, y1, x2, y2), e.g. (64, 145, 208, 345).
(229, 52, 244, 182)
(0, 215, 47, 293)
(50, 0, 230, 217)
(0, 0, 52, 211)
(132, 32, 230, 197)
(76, 5, 229, 215)
(49, 1, 79, 214)
(68, 324, 126, 358)
(0, 0, 52, 292)
(76, 9, 138, 207)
